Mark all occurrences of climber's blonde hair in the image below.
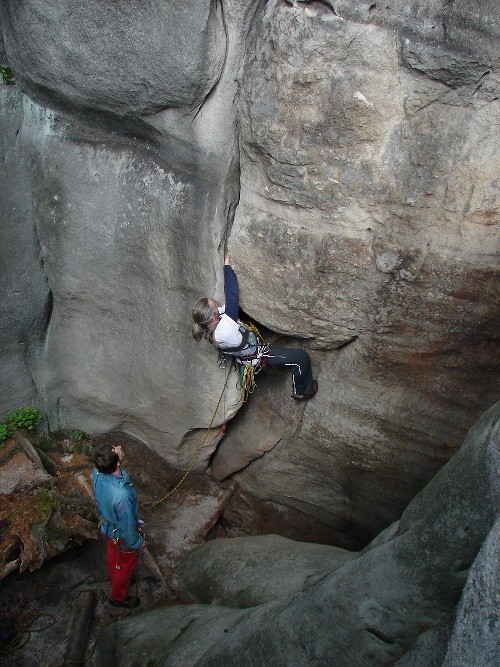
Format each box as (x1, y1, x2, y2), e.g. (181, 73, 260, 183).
(192, 298, 216, 341)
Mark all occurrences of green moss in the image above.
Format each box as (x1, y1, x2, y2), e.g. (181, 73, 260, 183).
(34, 487, 58, 524)
(0, 66, 15, 85)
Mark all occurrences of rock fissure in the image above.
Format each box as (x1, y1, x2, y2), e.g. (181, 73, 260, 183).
(365, 627, 397, 645)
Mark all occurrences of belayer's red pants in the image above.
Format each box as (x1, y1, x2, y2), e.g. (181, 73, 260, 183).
(106, 538, 139, 602)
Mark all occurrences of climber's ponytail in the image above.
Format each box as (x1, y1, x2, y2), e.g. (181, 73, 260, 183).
(192, 298, 216, 341)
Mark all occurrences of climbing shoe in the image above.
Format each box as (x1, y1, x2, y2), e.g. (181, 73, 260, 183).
(109, 596, 141, 608)
(292, 380, 318, 401)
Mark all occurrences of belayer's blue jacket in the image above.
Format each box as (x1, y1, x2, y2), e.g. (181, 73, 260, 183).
(92, 467, 144, 550)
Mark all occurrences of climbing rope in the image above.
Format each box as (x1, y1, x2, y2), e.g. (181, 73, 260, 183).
(145, 363, 234, 509)
(242, 320, 263, 339)
(237, 365, 257, 402)
(235, 320, 267, 402)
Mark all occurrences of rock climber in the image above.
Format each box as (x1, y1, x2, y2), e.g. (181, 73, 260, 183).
(192, 255, 318, 400)
(92, 443, 144, 608)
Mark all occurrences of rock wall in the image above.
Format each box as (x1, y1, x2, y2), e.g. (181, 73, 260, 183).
(209, 0, 500, 541)
(1, 0, 499, 542)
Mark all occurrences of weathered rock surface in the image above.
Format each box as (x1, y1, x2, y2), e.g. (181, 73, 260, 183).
(1, 0, 499, 547)
(95, 402, 500, 666)
(215, 0, 500, 541)
(0, 0, 255, 468)
(442, 505, 500, 664)
(179, 533, 356, 608)
(213, 482, 363, 550)
(2, 0, 226, 116)
(209, 373, 303, 481)
(0, 85, 50, 413)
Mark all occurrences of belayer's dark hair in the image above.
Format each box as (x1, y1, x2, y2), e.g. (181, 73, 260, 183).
(93, 443, 119, 474)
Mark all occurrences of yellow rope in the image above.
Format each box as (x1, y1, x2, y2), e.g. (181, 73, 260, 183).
(145, 364, 233, 509)
(242, 320, 263, 339)
(237, 365, 257, 403)
(236, 320, 268, 402)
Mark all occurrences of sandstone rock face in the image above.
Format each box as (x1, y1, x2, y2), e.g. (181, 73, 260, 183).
(215, 0, 500, 541)
(12, 96, 243, 457)
(0, 85, 51, 413)
(1, 0, 499, 545)
(95, 402, 500, 666)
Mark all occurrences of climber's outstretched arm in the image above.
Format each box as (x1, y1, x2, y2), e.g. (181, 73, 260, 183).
(223, 257, 239, 322)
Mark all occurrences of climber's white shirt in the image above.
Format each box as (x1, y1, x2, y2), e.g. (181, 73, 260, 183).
(213, 305, 243, 349)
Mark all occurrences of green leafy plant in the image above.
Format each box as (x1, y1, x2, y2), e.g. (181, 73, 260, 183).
(7, 406, 42, 432)
(73, 430, 84, 441)
(0, 66, 15, 85)
(0, 423, 9, 448)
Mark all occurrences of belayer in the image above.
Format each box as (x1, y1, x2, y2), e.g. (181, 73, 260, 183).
(92, 443, 145, 608)
(192, 255, 318, 400)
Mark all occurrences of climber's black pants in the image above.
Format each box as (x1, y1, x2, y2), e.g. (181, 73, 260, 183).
(263, 347, 313, 396)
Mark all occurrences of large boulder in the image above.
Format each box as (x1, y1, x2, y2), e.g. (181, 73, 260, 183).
(2, 0, 226, 116)
(178, 533, 356, 608)
(95, 402, 500, 665)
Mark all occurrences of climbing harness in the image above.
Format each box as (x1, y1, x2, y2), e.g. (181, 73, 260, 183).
(210, 319, 269, 402)
(145, 363, 234, 509)
(231, 321, 269, 402)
